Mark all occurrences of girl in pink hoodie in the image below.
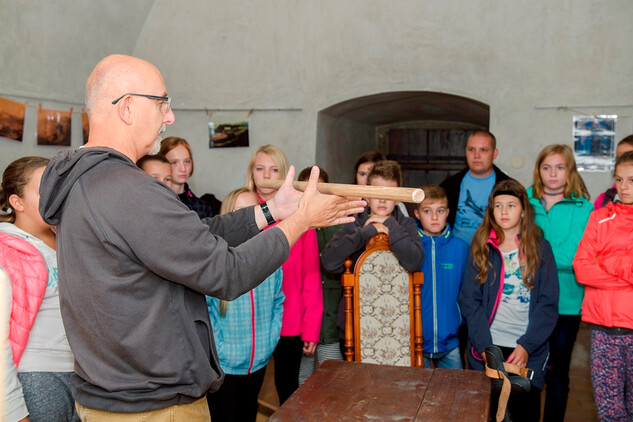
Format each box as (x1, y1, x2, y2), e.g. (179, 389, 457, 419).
(245, 145, 323, 404)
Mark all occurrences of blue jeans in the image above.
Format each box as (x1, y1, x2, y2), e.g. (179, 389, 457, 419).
(423, 346, 462, 369)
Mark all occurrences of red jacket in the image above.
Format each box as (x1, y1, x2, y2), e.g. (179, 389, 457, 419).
(573, 202, 633, 329)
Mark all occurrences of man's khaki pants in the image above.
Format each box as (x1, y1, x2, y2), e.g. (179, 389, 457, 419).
(75, 397, 210, 421)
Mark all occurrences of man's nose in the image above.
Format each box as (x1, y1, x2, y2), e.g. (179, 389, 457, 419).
(163, 109, 175, 125)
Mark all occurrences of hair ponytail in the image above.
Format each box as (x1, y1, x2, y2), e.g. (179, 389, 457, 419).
(1, 156, 50, 223)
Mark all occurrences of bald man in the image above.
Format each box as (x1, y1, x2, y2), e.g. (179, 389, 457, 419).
(38, 55, 364, 420)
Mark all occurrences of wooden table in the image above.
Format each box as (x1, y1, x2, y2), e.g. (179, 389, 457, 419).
(269, 360, 490, 421)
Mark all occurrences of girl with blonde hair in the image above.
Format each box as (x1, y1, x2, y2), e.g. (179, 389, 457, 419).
(527, 144, 592, 421)
(245, 145, 322, 404)
(245, 144, 289, 201)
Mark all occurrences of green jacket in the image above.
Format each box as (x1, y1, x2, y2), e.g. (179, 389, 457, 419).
(316, 225, 342, 344)
(527, 186, 593, 315)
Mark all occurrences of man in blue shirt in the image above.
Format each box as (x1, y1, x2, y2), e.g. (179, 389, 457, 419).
(440, 130, 511, 244)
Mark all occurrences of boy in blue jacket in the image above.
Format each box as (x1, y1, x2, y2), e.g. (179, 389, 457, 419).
(414, 185, 469, 369)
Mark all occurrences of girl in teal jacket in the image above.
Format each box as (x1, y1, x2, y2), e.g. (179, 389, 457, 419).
(206, 188, 284, 422)
(528, 144, 592, 422)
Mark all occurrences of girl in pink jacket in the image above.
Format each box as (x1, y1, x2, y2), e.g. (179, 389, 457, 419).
(1, 156, 77, 421)
(245, 145, 323, 404)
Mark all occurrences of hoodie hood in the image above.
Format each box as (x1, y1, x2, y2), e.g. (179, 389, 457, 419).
(39, 147, 136, 225)
(0, 221, 31, 239)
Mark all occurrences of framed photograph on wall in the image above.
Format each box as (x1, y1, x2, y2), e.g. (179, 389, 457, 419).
(0, 97, 26, 142)
(208, 110, 252, 148)
(37, 105, 72, 146)
(573, 115, 616, 172)
(82, 110, 89, 144)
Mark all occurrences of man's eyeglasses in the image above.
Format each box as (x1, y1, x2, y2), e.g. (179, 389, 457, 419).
(111, 93, 172, 114)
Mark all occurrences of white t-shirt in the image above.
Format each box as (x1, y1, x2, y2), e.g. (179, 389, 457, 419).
(490, 249, 530, 348)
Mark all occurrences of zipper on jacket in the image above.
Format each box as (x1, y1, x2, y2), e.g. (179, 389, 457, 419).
(432, 237, 438, 353)
(487, 240, 505, 324)
(248, 290, 255, 374)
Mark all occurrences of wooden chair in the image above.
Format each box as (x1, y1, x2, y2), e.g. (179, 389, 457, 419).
(341, 233, 424, 367)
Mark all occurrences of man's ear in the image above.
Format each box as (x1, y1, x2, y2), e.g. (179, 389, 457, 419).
(8, 194, 24, 212)
(116, 96, 133, 125)
(493, 148, 499, 160)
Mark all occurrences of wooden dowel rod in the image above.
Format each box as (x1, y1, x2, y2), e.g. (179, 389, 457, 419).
(257, 180, 425, 203)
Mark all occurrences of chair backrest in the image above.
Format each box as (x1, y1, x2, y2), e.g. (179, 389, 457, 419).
(342, 233, 424, 367)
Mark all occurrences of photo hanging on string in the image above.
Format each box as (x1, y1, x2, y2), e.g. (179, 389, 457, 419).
(0, 97, 26, 142)
(208, 109, 252, 148)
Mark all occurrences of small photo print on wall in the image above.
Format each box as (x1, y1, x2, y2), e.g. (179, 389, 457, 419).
(0, 97, 26, 142)
(82, 111, 89, 144)
(208, 110, 251, 148)
(573, 115, 616, 172)
(37, 105, 72, 146)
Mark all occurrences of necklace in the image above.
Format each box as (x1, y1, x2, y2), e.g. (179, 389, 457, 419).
(543, 189, 565, 196)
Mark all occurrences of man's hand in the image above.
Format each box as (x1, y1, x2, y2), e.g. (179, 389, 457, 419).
(271, 166, 366, 248)
(267, 166, 302, 222)
(296, 166, 366, 230)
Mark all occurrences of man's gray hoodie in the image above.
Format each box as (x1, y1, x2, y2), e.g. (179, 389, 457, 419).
(39, 147, 289, 412)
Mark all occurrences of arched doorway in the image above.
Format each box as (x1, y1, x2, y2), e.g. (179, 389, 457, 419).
(315, 91, 489, 188)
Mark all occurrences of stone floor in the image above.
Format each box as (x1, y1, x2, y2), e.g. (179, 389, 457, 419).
(256, 322, 598, 421)
(562, 322, 598, 422)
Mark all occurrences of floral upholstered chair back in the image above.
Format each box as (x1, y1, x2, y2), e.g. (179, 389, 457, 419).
(341, 234, 424, 367)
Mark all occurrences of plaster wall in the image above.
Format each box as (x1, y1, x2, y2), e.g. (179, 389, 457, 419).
(1, 0, 632, 200)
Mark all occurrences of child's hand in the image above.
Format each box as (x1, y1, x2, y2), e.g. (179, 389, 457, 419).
(371, 222, 389, 235)
(303, 341, 317, 355)
(364, 215, 388, 226)
(506, 344, 529, 367)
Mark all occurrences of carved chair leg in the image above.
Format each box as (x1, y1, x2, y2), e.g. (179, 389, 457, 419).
(343, 284, 354, 361)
